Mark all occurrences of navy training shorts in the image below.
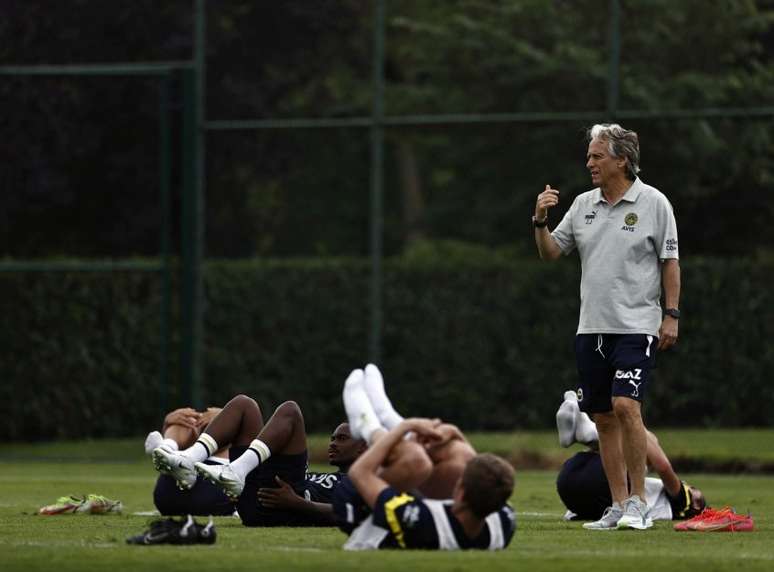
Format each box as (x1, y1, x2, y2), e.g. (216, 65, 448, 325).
(230, 446, 313, 527)
(574, 333, 657, 414)
(153, 459, 235, 516)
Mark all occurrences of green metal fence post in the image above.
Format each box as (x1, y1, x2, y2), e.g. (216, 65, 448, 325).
(369, 0, 386, 364)
(158, 72, 173, 415)
(607, 0, 621, 120)
(180, 67, 203, 408)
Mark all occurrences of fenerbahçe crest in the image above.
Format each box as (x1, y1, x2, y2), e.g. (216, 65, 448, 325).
(621, 212, 638, 232)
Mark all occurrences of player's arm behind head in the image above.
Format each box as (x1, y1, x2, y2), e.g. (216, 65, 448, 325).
(349, 419, 440, 508)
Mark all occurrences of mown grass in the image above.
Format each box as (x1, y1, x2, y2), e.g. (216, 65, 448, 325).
(0, 432, 772, 572)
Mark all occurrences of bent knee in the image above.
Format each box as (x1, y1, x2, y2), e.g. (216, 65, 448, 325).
(275, 400, 303, 419)
(228, 394, 260, 411)
(380, 441, 433, 490)
(426, 437, 475, 465)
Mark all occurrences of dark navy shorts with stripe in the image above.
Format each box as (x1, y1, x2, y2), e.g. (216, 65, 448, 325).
(574, 333, 657, 414)
(230, 446, 314, 527)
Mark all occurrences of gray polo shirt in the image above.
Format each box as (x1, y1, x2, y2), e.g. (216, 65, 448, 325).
(551, 178, 679, 336)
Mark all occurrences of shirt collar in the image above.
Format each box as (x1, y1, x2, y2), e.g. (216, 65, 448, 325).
(592, 177, 642, 204)
(620, 178, 643, 202)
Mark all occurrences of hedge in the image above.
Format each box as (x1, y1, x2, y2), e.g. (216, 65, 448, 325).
(1, 256, 772, 440)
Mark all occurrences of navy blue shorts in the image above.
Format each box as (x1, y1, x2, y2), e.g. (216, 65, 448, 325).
(574, 334, 657, 414)
(230, 446, 313, 527)
(153, 459, 235, 516)
(556, 452, 612, 520)
(332, 475, 371, 534)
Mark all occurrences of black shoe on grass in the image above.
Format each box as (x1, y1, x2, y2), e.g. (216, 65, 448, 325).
(126, 515, 216, 545)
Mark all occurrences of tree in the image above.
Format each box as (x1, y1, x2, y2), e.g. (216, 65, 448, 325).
(1, 0, 772, 258)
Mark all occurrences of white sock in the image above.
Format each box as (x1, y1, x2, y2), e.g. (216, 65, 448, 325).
(161, 438, 179, 451)
(563, 390, 579, 402)
(343, 368, 383, 444)
(229, 439, 271, 481)
(144, 431, 164, 455)
(556, 398, 579, 448)
(181, 433, 218, 463)
(363, 363, 404, 430)
(575, 412, 599, 445)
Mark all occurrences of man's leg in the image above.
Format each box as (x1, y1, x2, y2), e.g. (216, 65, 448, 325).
(145, 425, 191, 455)
(613, 397, 646, 499)
(253, 400, 308, 455)
(609, 334, 657, 530)
(377, 439, 434, 492)
(153, 395, 263, 489)
(593, 412, 628, 503)
(344, 368, 433, 491)
(349, 365, 474, 497)
(613, 397, 652, 529)
(556, 391, 580, 447)
(418, 434, 475, 498)
(581, 411, 626, 530)
(201, 394, 264, 448)
(363, 363, 404, 429)
(144, 407, 202, 454)
(556, 390, 601, 448)
(196, 400, 306, 498)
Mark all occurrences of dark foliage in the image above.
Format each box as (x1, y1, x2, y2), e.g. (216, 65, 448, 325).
(1, 256, 771, 439)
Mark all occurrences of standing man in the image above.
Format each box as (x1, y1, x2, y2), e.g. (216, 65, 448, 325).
(533, 123, 680, 530)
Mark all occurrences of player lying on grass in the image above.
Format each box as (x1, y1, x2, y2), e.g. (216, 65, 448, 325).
(335, 365, 516, 550)
(555, 390, 706, 524)
(152, 394, 367, 526)
(144, 406, 236, 517)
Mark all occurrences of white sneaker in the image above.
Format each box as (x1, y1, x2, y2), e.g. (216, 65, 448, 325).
(152, 445, 196, 490)
(195, 462, 245, 499)
(617, 495, 653, 530)
(556, 399, 579, 447)
(144, 431, 163, 455)
(582, 503, 623, 530)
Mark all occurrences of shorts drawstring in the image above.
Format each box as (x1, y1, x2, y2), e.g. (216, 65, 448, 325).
(595, 334, 605, 359)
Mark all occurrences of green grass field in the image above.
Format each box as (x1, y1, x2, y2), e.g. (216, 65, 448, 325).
(1, 432, 772, 572)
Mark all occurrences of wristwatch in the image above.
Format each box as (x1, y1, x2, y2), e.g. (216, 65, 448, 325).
(532, 215, 548, 228)
(664, 308, 680, 319)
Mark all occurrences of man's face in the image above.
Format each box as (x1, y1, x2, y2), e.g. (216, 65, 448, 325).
(586, 138, 625, 187)
(688, 486, 707, 515)
(328, 423, 365, 468)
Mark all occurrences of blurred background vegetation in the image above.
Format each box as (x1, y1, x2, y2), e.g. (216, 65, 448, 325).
(2, 0, 772, 258)
(1, 1, 772, 438)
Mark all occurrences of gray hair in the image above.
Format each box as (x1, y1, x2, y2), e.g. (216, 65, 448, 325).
(587, 123, 640, 180)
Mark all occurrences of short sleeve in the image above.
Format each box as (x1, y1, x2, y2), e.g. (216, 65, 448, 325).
(372, 487, 436, 549)
(551, 199, 578, 255)
(654, 194, 679, 260)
